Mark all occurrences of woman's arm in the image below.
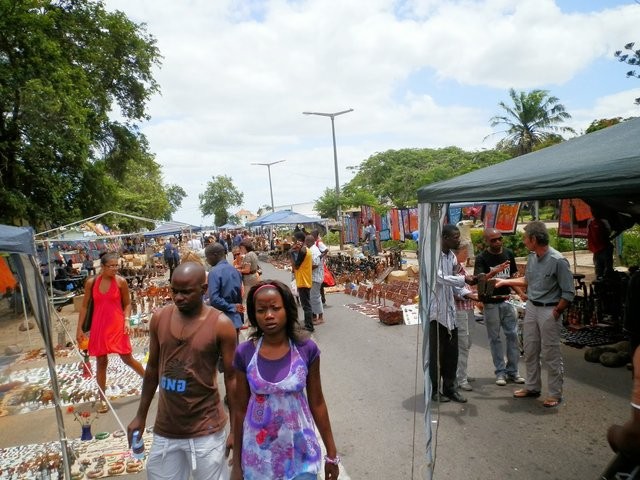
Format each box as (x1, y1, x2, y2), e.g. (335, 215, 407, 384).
(231, 369, 250, 480)
(117, 276, 132, 319)
(307, 357, 339, 479)
(607, 347, 640, 459)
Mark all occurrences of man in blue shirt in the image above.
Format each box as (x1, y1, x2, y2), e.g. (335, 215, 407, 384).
(205, 243, 244, 334)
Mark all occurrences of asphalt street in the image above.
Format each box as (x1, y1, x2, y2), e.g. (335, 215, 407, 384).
(0, 256, 635, 479)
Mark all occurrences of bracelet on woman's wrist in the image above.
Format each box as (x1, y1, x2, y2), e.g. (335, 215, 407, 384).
(324, 455, 340, 465)
(631, 402, 640, 411)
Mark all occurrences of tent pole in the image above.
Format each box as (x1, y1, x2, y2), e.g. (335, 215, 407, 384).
(569, 199, 577, 275)
(20, 281, 33, 348)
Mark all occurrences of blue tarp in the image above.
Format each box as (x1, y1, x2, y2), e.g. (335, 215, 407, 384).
(0, 224, 35, 255)
(248, 210, 321, 227)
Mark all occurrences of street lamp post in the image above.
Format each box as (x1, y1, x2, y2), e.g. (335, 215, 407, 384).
(251, 160, 285, 249)
(302, 108, 353, 250)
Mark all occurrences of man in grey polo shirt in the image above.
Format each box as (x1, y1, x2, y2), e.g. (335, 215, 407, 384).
(496, 221, 574, 408)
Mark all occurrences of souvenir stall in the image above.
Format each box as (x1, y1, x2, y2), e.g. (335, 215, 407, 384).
(0, 224, 74, 479)
(416, 117, 640, 478)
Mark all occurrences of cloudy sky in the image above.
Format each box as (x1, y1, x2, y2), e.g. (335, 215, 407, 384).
(104, 0, 640, 226)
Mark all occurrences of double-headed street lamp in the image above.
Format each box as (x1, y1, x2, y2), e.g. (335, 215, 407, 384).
(251, 160, 285, 248)
(302, 108, 353, 250)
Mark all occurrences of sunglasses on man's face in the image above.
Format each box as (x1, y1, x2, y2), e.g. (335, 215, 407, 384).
(489, 237, 503, 243)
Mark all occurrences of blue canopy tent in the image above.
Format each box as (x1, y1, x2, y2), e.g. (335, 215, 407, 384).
(0, 225, 73, 478)
(247, 210, 321, 227)
(246, 210, 295, 227)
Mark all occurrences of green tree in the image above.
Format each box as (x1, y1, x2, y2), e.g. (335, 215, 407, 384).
(339, 147, 508, 209)
(199, 175, 244, 227)
(256, 204, 272, 217)
(0, 0, 161, 227)
(614, 42, 640, 105)
(165, 185, 187, 220)
(585, 117, 623, 134)
(488, 89, 576, 156)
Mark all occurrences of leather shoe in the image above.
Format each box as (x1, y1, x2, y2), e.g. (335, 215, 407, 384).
(431, 393, 450, 403)
(445, 391, 468, 403)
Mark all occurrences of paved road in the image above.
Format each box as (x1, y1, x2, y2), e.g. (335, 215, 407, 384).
(0, 257, 634, 479)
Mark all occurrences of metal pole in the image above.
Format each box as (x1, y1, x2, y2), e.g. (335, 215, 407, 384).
(251, 160, 285, 251)
(302, 109, 353, 251)
(267, 164, 275, 213)
(329, 116, 344, 250)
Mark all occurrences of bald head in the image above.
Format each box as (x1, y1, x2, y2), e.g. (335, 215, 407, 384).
(483, 228, 504, 253)
(483, 228, 500, 240)
(173, 262, 206, 285)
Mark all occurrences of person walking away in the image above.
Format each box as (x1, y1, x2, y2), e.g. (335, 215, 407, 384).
(164, 238, 180, 281)
(205, 243, 245, 335)
(127, 262, 238, 480)
(76, 252, 144, 414)
(308, 234, 324, 325)
(291, 231, 314, 332)
(429, 224, 473, 403)
(231, 280, 340, 480)
(496, 221, 574, 408)
(473, 228, 526, 387)
(236, 239, 260, 300)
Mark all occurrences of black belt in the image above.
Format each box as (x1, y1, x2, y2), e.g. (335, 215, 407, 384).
(530, 300, 558, 307)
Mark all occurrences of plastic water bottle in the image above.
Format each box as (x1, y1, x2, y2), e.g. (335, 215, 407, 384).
(131, 430, 145, 460)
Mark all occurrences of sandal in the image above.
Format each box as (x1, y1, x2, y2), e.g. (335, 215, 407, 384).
(543, 397, 562, 408)
(513, 388, 541, 398)
(97, 401, 109, 414)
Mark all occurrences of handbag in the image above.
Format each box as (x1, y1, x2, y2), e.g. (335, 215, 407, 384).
(81, 278, 95, 333)
(82, 296, 94, 333)
(323, 263, 336, 287)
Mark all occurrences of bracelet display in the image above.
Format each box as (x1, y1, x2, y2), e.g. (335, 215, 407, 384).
(324, 455, 341, 465)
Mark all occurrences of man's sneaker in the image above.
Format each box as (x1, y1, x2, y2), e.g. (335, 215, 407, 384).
(459, 382, 473, 391)
(508, 374, 525, 384)
(495, 375, 507, 386)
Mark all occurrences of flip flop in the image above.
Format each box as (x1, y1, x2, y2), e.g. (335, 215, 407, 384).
(513, 388, 541, 398)
(543, 397, 562, 408)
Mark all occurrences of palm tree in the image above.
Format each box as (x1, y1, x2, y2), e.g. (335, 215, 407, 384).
(488, 89, 576, 156)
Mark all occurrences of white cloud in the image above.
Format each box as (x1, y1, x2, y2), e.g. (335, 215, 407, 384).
(103, 0, 640, 225)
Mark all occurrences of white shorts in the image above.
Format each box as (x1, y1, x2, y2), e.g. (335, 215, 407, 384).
(146, 430, 229, 480)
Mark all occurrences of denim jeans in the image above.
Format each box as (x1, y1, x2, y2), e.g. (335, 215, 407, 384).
(483, 302, 520, 377)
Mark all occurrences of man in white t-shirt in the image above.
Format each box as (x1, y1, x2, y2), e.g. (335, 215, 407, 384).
(187, 234, 202, 251)
(457, 219, 475, 266)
